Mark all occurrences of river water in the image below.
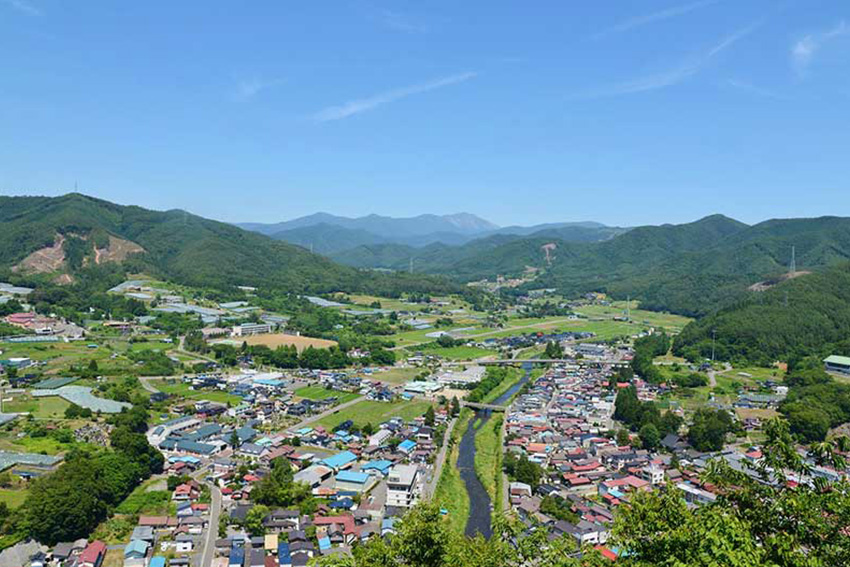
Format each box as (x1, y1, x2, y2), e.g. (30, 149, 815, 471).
(459, 364, 532, 538)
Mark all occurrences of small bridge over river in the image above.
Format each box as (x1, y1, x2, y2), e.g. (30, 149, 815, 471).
(461, 401, 508, 412)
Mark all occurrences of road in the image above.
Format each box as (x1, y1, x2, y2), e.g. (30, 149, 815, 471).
(423, 417, 455, 499)
(707, 362, 732, 388)
(200, 484, 222, 567)
(139, 376, 162, 394)
(287, 395, 365, 433)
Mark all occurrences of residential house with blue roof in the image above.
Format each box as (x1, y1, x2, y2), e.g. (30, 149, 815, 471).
(123, 540, 150, 567)
(398, 439, 417, 454)
(321, 451, 357, 471)
(334, 470, 375, 493)
(361, 460, 392, 475)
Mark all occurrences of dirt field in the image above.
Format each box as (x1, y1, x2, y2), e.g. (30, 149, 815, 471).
(226, 333, 338, 352)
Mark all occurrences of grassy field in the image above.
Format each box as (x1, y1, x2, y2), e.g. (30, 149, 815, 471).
(413, 345, 494, 360)
(150, 379, 241, 404)
(0, 488, 29, 509)
(365, 367, 421, 385)
(315, 399, 432, 430)
(719, 366, 783, 383)
(115, 478, 171, 515)
(481, 367, 524, 405)
(294, 386, 359, 404)
(473, 415, 503, 501)
(434, 409, 472, 534)
(2, 394, 71, 418)
(461, 318, 638, 342)
(574, 302, 693, 334)
(0, 434, 76, 455)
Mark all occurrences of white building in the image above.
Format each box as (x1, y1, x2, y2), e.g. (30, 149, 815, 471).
(386, 464, 419, 508)
(232, 323, 272, 337)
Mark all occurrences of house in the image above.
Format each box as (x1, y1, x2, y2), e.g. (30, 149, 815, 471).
(248, 548, 265, 567)
(278, 542, 292, 567)
(397, 439, 417, 455)
(825, 355, 850, 375)
(334, 470, 375, 493)
(131, 526, 155, 543)
(79, 541, 107, 567)
(173, 535, 194, 553)
(149, 558, 167, 567)
(229, 545, 245, 567)
(173, 482, 200, 501)
(677, 482, 717, 506)
(294, 465, 333, 489)
(138, 516, 177, 530)
(367, 429, 392, 447)
(386, 464, 418, 508)
(321, 451, 357, 472)
(123, 540, 150, 567)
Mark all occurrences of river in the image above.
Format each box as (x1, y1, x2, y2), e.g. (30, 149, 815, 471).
(459, 364, 532, 538)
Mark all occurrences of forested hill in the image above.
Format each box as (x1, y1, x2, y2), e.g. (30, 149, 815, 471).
(673, 264, 850, 365)
(338, 214, 850, 316)
(0, 193, 459, 296)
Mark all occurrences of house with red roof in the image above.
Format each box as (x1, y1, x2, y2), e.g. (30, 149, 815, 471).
(79, 540, 107, 567)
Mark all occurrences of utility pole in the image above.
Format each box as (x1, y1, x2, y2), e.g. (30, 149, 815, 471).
(711, 329, 717, 362)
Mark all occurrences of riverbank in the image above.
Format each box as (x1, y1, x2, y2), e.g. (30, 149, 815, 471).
(433, 408, 472, 534)
(433, 366, 531, 537)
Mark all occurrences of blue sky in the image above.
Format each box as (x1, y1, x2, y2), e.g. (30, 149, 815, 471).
(1, 0, 848, 227)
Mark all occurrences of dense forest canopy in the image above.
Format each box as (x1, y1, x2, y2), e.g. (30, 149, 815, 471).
(674, 264, 850, 365)
(0, 193, 469, 299)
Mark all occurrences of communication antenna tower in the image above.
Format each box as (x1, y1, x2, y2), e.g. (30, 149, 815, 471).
(790, 246, 796, 275)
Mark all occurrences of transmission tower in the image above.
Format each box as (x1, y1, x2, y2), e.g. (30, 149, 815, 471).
(789, 245, 796, 275)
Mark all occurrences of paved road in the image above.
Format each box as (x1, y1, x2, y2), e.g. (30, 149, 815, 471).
(707, 362, 732, 389)
(287, 395, 365, 433)
(423, 417, 455, 499)
(200, 484, 222, 567)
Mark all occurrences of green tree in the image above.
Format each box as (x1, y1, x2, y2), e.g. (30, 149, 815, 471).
(424, 406, 436, 427)
(638, 423, 660, 451)
(544, 340, 564, 359)
(244, 504, 269, 536)
(687, 408, 734, 452)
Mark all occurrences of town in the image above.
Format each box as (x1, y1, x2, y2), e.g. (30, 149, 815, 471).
(2, 267, 847, 567)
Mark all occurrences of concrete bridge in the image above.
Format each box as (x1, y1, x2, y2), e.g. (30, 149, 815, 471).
(461, 401, 508, 412)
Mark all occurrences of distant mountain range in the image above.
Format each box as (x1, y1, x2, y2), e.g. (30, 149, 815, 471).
(336, 213, 850, 316)
(0, 194, 459, 296)
(5, 195, 850, 320)
(237, 213, 627, 254)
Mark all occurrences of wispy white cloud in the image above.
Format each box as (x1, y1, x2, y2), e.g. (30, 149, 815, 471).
(312, 72, 477, 122)
(726, 79, 788, 100)
(593, 0, 719, 39)
(1, 0, 41, 16)
(791, 20, 849, 75)
(380, 9, 428, 33)
(575, 22, 760, 99)
(233, 77, 284, 101)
